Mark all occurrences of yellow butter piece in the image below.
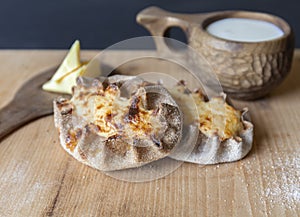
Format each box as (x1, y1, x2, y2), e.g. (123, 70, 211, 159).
(42, 64, 87, 94)
(42, 40, 97, 94)
(52, 40, 81, 82)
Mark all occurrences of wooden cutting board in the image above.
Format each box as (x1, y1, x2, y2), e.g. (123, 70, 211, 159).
(0, 50, 299, 217)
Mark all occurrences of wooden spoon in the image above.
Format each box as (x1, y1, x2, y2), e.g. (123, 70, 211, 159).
(0, 67, 68, 140)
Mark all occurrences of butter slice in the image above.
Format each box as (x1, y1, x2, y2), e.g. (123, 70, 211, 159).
(42, 40, 87, 94)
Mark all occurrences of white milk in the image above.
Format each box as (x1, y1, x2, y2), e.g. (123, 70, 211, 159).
(206, 18, 284, 42)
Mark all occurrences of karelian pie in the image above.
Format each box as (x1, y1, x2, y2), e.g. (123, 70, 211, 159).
(54, 75, 183, 171)
(169, 83, 253, 164)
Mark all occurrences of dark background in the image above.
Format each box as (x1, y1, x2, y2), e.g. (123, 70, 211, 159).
(0, 0, 299, 49)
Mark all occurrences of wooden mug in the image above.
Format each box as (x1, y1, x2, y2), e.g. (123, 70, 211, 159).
(137, 6, 294, 100)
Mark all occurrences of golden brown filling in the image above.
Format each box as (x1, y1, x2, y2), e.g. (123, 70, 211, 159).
(81, 84, 163, 141)
(170, 85, 243, 141)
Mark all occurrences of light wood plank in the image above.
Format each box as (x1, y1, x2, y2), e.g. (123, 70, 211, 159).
(0, 50, 299, 217)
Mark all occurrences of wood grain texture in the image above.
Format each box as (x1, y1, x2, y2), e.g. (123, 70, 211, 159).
(0, 67, 63, 139)
(0, 50, 299, 217)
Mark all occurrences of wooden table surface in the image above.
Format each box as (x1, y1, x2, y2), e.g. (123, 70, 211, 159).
(0, 50, 299, 217)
